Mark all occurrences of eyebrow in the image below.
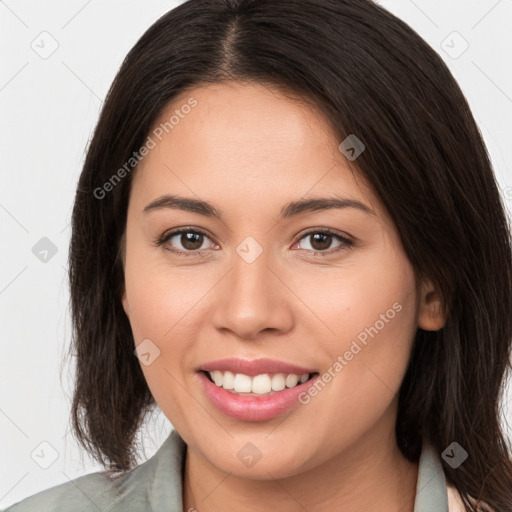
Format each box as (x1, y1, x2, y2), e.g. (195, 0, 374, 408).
(143, 194, 375, 219)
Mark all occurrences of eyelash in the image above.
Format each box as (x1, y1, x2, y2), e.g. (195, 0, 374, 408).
(155, 226, 354, 258)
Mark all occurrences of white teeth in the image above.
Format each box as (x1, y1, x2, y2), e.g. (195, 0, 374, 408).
(233, 373, 252, 392)
(207, 371, 311, 394)
(222, 371, 235, 389)
(211, 370, 223, 387)
(271, 373, 286, 391)
(285, 374, 299, 388)
(252, 374, 272, 394)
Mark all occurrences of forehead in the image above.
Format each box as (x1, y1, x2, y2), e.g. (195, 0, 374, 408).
(130, 81, 378, 216)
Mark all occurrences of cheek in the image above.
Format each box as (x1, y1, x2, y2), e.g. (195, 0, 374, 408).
(290, 279, 417, 462)
(123, 237, 197, 342)
(123, 242, 217, 387)
(288, 249, 416, 353)
(123, 255, 202, 427)
(334, 296, 417, 402)
(292, 249, 418, 413)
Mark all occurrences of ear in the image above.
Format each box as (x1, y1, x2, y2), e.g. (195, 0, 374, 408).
(121, 285, 130, 318)
(119, 232, 129, 317)
(417, 278, 446, 331)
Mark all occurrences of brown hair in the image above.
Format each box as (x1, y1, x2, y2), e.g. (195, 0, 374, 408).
(67, 1, 512, 509)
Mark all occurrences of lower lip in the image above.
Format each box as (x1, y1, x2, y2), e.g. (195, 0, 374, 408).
(197, 371, 320, 422)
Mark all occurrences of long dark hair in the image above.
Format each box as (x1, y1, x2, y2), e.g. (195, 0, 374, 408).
(67, 0, 512, 509)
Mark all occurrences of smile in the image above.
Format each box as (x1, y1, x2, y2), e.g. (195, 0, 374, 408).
(196, 359, 320, 421)
(205, 370, 314, 395)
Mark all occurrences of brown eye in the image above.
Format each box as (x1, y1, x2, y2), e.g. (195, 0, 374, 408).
(175, 231, 205, 251)
(295, 229, 354, 256)
(308, 233, 334, 251)
(157, 228, 216, 257)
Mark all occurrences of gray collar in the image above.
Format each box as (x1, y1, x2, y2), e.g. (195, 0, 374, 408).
(413, 443, 449, 511)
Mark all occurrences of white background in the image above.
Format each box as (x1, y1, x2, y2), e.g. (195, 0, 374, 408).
(1, 0, 512, 508)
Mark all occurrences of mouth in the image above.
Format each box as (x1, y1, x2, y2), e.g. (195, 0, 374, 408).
(200, 369, 319, 396)
(195, 357, 321, 421)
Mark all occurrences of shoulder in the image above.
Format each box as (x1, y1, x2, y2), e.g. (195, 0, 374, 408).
(2, 430, 186, 512)
(447, 485, 466, 512)
(2, 470, 132, 512)
(447, 484, 495, 512)
(1, 466, 160, 512)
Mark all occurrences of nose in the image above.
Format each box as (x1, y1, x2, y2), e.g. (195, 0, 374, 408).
(211, 244, 294, 340)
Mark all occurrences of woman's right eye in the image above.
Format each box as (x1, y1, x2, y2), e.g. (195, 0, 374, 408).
(157, 228, 217, 257)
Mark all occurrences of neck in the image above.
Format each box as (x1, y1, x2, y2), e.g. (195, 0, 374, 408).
(182, 423, 418, 512)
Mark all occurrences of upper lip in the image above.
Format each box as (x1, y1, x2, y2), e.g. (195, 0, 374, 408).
(198, 358, 317, 377)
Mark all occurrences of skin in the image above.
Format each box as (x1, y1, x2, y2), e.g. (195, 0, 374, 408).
(121, 81, 445, 512)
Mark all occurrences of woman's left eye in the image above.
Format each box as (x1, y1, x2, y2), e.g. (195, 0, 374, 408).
(294, 230, 354, 255)
(156, 228, 354, 257)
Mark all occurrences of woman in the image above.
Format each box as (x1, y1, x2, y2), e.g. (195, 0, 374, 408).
(4, 0, 512, 510)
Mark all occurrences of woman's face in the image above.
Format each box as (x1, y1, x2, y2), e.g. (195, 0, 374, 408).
(121, 81, 440, 479)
